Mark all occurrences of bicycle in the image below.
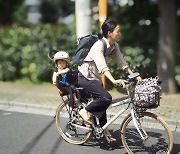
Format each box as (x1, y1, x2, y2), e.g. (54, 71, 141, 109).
(47, 49, 173, 153)
(55, 72, 173, 153)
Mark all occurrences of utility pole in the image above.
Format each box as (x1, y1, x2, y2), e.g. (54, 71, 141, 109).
(99, 0, 107, 88)
(99, 0, 107, 25)
(75, 0, 91, 39)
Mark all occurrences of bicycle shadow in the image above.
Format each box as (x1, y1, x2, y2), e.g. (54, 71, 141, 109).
(83, 128, 179, 153)
(82, 129, 124, 151)
(172, 143, 180, 154)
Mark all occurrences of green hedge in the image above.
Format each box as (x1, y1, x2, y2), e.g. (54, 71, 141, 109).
(0, 24, 179, 91)
(0, 24, 76, 83)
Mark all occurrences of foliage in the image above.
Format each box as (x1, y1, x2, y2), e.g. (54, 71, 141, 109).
(106, 46, 154, 90)
(40, 0, 75, 24)
(40, 0, 60, 23)
(106, 0, 180, 91)
(0, 0, 180, 91)
(12, 3, 28, 25)
(175, 66, 180, 91)
(107, 1, 159, 77)
(0, 24, 76, 83)
(0, 0, 27, 25)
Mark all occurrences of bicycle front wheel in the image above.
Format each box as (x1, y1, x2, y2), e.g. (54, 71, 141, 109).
(56, 103, 92, 145)
(121, 112, 173, 154)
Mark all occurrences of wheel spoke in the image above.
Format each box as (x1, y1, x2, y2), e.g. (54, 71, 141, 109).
(55, 103, 92, 144)
(121, 112, 173, 153)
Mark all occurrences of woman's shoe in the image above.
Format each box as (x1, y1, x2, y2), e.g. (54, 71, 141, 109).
(78, 108, 92, 125)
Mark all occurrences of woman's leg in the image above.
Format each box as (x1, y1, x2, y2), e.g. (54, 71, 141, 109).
(78, 75, 112, 127)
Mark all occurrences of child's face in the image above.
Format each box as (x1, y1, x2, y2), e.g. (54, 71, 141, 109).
(56, 59, 67, 69)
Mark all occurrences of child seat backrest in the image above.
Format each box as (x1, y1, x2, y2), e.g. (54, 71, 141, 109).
(66, 70, 79, 85)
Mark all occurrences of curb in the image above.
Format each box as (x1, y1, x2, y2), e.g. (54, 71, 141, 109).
(0, 100, 57, 112)
(0, 100, 179, 122)
(0, 100, 179, 132)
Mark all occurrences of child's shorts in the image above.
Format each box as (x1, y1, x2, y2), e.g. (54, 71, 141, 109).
(56, 81, 69, 96)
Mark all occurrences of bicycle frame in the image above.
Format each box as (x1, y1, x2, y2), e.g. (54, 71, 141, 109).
(102, 82, 133, 131)
(55, 73, 173, 153)
(102, 97, 131, 131)
(100, 97, 148, 142)
(72, 73, 145, 135)
(64, 72, 148, 140)
(71, 97, 133, 132)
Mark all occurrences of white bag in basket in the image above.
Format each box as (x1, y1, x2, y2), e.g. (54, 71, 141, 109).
(134, 77, 161, 107)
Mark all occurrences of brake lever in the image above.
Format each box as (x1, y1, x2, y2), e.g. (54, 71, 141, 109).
(123, 79, 129, 84)
(128, 72, 140, 80)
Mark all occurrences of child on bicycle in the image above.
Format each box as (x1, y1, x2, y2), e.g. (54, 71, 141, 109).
(52, 51, 71, 94)
(52, 51, 78, 104)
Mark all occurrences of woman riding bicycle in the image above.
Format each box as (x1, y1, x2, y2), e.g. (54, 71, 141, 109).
(78, 19, 140, 141)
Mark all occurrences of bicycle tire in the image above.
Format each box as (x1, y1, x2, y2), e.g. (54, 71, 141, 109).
(56, 103, 92, 145)
(121, 112, 173, 154)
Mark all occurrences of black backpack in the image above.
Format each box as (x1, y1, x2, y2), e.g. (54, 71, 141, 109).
(72, 34, 107, 66)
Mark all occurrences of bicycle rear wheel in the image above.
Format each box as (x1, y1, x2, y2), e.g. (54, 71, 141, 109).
(56, 103, 92, 145)
(121, 112, 173, 154)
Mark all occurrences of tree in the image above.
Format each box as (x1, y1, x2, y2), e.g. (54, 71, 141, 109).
(39, 0, 60, 23)
(0, 0, 26, 25)
(40, 0, 75, 24)
(157, 0, 177, 94)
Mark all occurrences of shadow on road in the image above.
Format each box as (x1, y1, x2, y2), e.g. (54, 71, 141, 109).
(172, 143, 180, 154)
(82, 128, 178, 153)
(82, 129, 124, 151)
(19, 119, 58, 154)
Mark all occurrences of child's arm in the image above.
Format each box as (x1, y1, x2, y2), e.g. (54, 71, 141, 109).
(52, 72, 57, 85)
(56, 68, 70, 76)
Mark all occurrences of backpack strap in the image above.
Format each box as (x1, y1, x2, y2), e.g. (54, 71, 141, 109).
(100, 39, 107, 57)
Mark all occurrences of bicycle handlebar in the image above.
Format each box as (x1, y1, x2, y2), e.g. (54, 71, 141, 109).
(123, 72, 140, 85)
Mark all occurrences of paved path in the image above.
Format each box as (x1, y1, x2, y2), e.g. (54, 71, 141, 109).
(0, 81, 180, 132)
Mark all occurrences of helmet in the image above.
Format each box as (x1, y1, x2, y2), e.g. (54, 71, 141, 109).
(54, 51, 70, 63)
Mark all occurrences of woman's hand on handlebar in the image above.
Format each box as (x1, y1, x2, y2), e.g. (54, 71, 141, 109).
(103, 71, 125, 88)
(113, 79, 126, 88)
(136, 76, 142, 81)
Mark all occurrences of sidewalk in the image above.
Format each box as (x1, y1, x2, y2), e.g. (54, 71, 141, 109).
(0, 81, 180, 132)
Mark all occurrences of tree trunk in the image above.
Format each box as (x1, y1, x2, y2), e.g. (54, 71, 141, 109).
(157, 0, 177, 94)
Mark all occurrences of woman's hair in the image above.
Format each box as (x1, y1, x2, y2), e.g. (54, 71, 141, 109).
(101, 19, 118, 38)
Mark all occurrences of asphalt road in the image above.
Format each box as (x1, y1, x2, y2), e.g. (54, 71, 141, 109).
(0, 108, 180, 154)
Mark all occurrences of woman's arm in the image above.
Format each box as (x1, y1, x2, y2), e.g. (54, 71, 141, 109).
(111, 43, 129, 70)
(124, 67, 133, 75)
(103, 71, 115, 83)
(104, 70, 125, 88)
(112, 43, 141, 80)
(125, 67, 142, 80)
